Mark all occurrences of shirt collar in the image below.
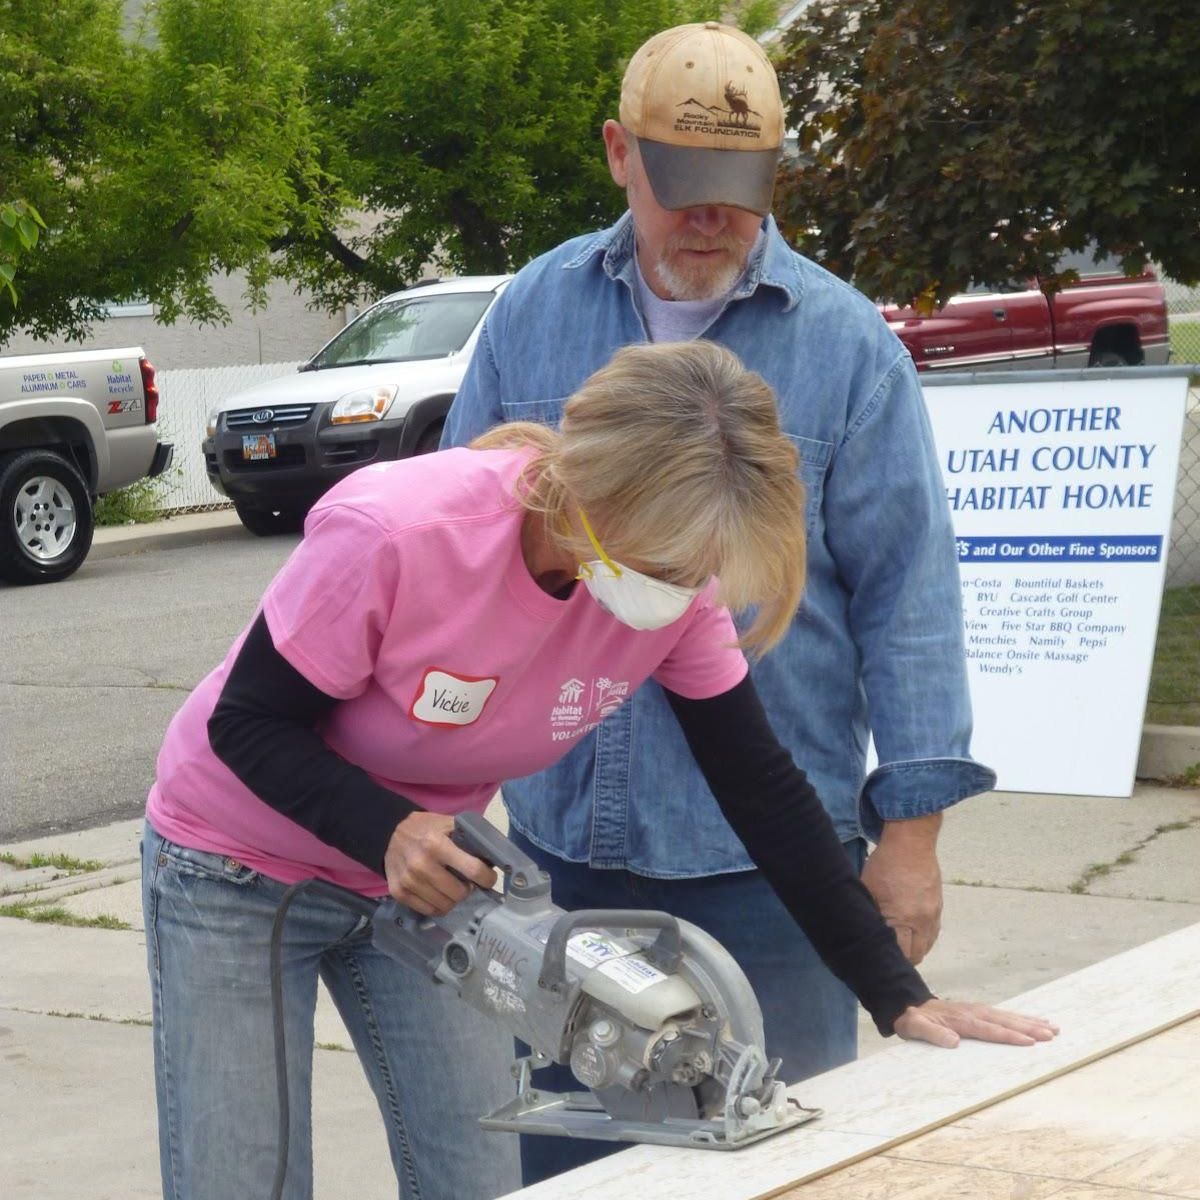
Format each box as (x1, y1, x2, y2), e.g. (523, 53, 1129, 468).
(563, 211, 803, 312)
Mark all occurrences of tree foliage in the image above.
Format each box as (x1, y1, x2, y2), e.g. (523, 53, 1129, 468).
(0, 200, 46, 303)
(5, 0, 759, 343)
(1, 0, 127, 331)
(278, 0, 714, 311)
(774, 1, 1200, 307)
(0, 0, 334, 342)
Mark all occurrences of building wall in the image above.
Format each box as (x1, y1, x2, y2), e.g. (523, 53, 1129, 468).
(2, 271, 351, 371)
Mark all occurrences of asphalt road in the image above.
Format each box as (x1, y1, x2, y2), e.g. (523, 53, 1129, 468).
(0, 533, 298, 841)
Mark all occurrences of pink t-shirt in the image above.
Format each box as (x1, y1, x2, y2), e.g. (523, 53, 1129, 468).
(147, 448, 748, 893)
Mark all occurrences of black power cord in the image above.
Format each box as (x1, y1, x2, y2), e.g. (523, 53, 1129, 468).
(269, 879, 380, 1200)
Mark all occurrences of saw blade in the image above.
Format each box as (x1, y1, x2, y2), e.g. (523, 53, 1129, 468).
(592, 1079, 699, 1123)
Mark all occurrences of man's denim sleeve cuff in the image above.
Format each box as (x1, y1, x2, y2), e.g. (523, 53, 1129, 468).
(859, 758, 998, 844)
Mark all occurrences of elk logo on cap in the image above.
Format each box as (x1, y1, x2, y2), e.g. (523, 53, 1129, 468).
(724, 82, 754, 127)
(673, 82, 763, 140)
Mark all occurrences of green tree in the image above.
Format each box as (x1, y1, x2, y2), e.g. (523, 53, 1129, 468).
(774, 1, 1200, 308)
(275, 0, 716, 310)
(0, 0, 334, 343)
(3, 0, 771, 342)
(0, 0, 124, 330)
(0, 200, 46, 303)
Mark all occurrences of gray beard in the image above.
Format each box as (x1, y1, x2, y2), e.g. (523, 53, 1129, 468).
(655, 249, 748, 301)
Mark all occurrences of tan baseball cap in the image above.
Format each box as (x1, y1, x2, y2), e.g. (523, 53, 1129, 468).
(619, 22, 785, 216)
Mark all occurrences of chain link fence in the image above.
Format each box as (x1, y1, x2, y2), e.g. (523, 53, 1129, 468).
(1156, 281, 1200, 727)
(1166, 278, 1200, 364)
(149, 361, 304, 512)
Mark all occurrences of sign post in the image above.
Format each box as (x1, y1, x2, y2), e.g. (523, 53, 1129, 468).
(922, 368, 1190, 796)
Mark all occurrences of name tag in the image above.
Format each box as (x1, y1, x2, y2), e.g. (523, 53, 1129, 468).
(410, 668, 499, 728)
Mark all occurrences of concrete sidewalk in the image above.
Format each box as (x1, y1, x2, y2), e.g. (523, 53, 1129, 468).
(2, 787, 1198, 1200)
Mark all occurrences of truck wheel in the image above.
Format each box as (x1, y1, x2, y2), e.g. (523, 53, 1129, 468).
(1088, 348, 1135, 368)
(234, 502, 306, 537)
(0, 449, 95, 585)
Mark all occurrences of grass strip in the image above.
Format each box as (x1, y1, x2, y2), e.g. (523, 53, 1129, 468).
(0, 851, 105, 873)
(1168, 321, 1200, 363)
(0, 900, 130, 930)
(1147, 585, 1200, 726)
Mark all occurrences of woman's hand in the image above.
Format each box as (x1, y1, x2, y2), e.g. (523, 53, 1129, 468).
(384, 812, 497, 915)
(894, 999, 1060, 1048)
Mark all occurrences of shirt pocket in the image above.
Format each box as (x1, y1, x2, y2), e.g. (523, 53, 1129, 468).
(502, 396, 568, 428)
(787, 434, 833, 535)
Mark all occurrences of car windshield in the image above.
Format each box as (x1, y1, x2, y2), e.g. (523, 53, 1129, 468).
(310, 292, 494, 369)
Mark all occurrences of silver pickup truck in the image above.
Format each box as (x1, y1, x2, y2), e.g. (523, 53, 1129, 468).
(0, 346, 173, 584)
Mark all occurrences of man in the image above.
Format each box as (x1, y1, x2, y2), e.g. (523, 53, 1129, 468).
(443, 21, 995, 1184)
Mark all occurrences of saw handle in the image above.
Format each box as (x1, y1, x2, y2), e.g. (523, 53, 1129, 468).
(450, 811, 550, 900)
(538, 910, 683, 996)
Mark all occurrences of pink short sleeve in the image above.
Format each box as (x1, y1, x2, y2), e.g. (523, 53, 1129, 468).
(651, 586, 749, 700)
(261, 504, 400, 699)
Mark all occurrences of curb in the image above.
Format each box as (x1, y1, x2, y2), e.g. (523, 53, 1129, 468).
(90, 510, 247, 561)
(1137, 724, 1200, 782)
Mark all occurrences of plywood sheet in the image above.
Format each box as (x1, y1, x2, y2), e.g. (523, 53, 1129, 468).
(765, 1156, 1067, 1200)
(499, 922, 1200, 1200)
(775, 1017, 1200, 1199)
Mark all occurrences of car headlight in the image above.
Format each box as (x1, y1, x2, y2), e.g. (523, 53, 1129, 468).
(331, 384, 399, 425)
(205, 407, 220, 438)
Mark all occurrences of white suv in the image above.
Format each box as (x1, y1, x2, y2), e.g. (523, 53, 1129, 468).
(202, 275, 510, 535)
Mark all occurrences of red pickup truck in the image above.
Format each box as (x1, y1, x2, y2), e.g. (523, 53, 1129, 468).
(879, 250, 1170, 373)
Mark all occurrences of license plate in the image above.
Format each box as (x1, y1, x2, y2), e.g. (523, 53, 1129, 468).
(242, 433, 276, 461)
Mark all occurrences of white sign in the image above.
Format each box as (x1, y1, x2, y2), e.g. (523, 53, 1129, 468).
(923, 375, 1189, 796)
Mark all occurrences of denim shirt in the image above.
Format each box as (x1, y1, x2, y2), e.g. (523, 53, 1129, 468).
(443, 213, 995, 875)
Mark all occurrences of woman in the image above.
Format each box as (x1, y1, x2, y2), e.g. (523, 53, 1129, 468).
(143, 341, 1055, 1200)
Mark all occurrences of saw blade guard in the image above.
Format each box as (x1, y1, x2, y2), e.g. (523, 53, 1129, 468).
(667, 917, 767, 1050)
(574, 917, 781, 1134)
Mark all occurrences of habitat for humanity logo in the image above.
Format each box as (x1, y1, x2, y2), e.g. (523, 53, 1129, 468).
(551, 676, 630, 741)
(673, 81, 763, 140)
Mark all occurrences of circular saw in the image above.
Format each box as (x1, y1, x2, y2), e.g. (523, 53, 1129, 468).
(369, 813, 820, 1150)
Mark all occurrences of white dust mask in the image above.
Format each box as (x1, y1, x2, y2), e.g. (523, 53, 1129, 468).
(575, 511, 699, 631)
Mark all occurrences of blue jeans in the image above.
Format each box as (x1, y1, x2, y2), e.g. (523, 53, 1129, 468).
(141, 821, 521, 1200)
(508, 828, 866, 1187)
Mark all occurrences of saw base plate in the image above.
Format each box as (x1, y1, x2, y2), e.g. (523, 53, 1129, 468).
(480, 1090, 821, 1150)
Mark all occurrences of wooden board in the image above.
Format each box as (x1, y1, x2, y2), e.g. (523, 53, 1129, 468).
(775, 1015, 1200, 1198)
(499, 921, 1200, 1200)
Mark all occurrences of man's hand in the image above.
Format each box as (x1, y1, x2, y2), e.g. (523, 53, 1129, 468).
(895, 999, 1059, 1048)
(860, 812, 943, 965)
(384, 812, 497, 916)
